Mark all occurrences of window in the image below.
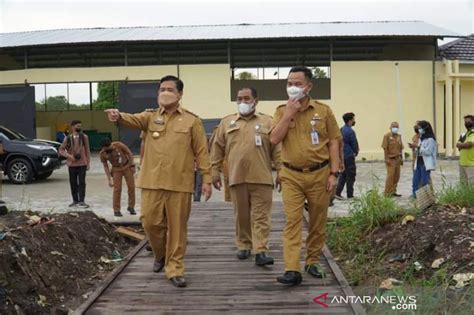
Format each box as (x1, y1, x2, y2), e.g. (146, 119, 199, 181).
(233, 66, 330, 80)
(68, 83, 91, 111)
(33, 84, 46, 111)
(45, 83, 68, 111)
(92, 82, 119, 110)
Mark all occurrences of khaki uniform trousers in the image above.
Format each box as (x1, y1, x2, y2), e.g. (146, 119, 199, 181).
(141, 189, 192, 279)
(223, 160, 231, 202)
(112, 168, 135, 211)
(229, 183, 272, 253)
(384, 157, 401, 195)
(280, 166, 330, 272)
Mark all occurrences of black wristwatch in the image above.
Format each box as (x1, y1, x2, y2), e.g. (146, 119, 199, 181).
(329, 171, 339, 178)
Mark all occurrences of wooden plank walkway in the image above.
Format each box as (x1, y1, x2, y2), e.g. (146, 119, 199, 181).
(79, 202, 364, 314)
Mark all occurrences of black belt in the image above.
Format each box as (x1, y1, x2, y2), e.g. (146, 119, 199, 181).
(388, 156, 400, 160)
(283, 160, 329, 173)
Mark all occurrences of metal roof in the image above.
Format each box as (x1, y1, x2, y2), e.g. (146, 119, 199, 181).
(440, 34, 474, 61)
(0, 21, 460, 48)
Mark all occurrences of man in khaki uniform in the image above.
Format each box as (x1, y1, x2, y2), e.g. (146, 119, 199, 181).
(99, 138, 136, 217)
(105, 75, 212, 288)
(211, 87, 281, 266)
(271, 66, 341, 286)
(382, 122, 404, 197)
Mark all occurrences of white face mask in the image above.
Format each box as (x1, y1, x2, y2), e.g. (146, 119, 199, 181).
(391, 127, 399, 134)
(286, 86, 306, 100)
(237, 102, 255, 115)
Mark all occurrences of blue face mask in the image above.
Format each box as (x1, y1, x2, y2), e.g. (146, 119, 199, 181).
(418, 128, 425, 135)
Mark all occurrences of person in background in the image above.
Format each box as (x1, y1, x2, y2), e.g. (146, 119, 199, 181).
(456, 115, 474, 185)
(409, 121, 421, 198)
(59, 120, 91, 208)
(335, 112, 358, 200)
(413, 120, 437, 193)
(381, 122, 404, 197)
(99, 138, 137, 217)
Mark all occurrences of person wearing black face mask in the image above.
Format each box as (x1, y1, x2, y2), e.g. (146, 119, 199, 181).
(456, 114, 474, 184)
(59, 120, 91, 208)
(99, 137, 136, 217)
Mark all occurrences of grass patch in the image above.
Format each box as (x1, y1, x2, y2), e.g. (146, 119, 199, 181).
(437, 182, 474, 208)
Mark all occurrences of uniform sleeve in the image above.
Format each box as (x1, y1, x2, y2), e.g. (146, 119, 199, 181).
(326, 107, 341, 141)
(210, 120, 226, 178)
(119, 112, 151, 131)
(139, 131, 146, 140)
(271, 107, 283, 130)
(271, 142, 282, 171)
(381, 134, 388, 149)
(192, 118, 212, 184)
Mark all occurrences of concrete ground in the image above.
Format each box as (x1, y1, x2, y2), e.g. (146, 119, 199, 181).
(1, 154, 461, 223)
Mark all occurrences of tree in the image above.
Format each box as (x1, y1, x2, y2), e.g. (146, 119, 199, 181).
(93, 82, 119, 110)
(313, 67, 328, 79)
(44, 95, 68, 111)
(237, 71, 255, 80)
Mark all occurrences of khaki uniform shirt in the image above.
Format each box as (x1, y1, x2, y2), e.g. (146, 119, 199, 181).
(119, 105, 211, 193)
(382, 132, 404, 158)
(99, 141, 134, 172)
(271, 99, 341, 166)
(211, 112, 281, 187)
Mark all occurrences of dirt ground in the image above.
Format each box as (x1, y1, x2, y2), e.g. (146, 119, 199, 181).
(369, 204, 474, 284)
(0, 211, 138, 314)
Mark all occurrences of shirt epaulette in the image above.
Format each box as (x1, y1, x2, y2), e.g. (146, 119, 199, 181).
(258, 112, 273, 119)
(183, 108, 199, 117)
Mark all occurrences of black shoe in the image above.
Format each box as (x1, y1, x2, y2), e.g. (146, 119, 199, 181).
(255, 252, 274, 266)
(393, 193, 402, 197)
(114, 211, 123, 217)
(237, 249, 251, 260)
(153, 257, 165, 273)
(170, 276, 187, 287)
(68, 202, 78, 207)
(305, 264, 326, 278)
(77, 202, 89, 208)
(277, 271, 302, 286)
(334, 194, 345, 200)
(145, 244, 153, 251)
(127, 207, 136, 215)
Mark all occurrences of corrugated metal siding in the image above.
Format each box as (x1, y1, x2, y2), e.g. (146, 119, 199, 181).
(0, 21, 459, 48)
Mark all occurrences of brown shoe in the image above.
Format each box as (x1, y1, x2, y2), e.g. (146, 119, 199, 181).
(153, 257, 165, 273)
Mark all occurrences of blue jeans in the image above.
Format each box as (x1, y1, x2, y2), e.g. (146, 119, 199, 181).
(412, 164, 431, 197)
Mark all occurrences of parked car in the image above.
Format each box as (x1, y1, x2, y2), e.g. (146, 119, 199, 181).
(0, 125, 64, 184)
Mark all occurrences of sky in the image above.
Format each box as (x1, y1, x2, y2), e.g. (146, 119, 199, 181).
(0, 0, 472, 37)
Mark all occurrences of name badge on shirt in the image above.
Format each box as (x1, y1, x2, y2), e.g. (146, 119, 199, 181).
(255, 134, 262, 146)
(311, 130, 319, 145)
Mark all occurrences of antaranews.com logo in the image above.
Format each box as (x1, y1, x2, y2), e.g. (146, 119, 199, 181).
(313, 292, 417, 310)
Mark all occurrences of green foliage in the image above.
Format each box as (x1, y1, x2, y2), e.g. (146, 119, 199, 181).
(93, 82, 118, 110)
(313, 67, 328, 79)
(437, 182, 474, 208)
(236, 71, 255, 80)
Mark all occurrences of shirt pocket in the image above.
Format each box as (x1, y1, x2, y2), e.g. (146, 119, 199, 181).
(148, 124, 166, 139)
(313, 117, 328, 138)
(225, 126, 240, 144)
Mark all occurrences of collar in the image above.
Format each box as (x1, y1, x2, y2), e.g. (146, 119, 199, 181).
(159, 104, 183, 115)
(236, 111, 257, 121)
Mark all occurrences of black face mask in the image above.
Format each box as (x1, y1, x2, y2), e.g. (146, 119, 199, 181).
(352, 121, 356, 127)
(465, 122, 473, 130)
(105, 149, 113, 153)
(414, 127, 419, 134)
(75, 128, 82, 132)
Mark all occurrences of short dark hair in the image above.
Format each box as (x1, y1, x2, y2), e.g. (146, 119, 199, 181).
(289, 66, 313, 81)
(71, 120, 81, 126)
(100, 137, 112, 148)
(342, 112, 355, 124)
(238, 87, 258, 99)
(464, 114, 474, 121)
(160, 75, 184, 92)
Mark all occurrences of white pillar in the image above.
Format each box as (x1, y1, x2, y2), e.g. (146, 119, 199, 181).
(445, 60, 453, 157)
(453, 60, 461, 156)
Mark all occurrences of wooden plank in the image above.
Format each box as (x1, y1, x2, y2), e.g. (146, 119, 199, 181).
(79, 202, 358, 314)
(115, 226, 146, 241)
